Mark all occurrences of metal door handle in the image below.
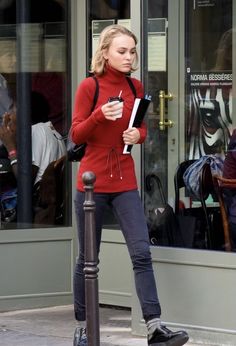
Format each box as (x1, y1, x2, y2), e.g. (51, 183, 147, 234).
(159, 90, 174, 130)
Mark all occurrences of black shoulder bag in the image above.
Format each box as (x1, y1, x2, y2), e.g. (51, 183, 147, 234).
(67, 76, 99, 162)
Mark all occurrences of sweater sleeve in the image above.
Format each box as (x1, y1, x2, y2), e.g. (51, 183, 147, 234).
(71, 77, 106, 144)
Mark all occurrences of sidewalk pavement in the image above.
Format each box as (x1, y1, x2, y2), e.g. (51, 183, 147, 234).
(0, 304, 204, 346)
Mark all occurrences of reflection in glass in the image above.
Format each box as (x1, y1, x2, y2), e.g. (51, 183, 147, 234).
(185, 1, 232, 159)
(0, 0, 70, 229)
(183, 0, 233, 252)
(143, 0, 234, 252)
(143, 0, 169, 245)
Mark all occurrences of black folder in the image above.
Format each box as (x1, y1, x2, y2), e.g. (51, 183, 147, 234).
(123, 97, 151, 154)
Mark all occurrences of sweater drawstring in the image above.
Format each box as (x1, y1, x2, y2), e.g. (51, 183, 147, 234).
(106, 147, 123, 180)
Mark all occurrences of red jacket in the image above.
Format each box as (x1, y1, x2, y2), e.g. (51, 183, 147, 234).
(71, 66, 147, 192)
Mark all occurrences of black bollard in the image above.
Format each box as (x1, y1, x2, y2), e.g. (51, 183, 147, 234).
(82, 171, 100, 346)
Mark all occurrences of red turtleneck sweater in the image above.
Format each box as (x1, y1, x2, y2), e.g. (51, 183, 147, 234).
(71, 66, 147, 192)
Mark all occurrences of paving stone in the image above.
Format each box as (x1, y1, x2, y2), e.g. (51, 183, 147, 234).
(0, 305, 201, 346)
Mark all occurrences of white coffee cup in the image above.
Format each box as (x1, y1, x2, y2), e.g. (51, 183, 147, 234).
(108, 97, 124, 119)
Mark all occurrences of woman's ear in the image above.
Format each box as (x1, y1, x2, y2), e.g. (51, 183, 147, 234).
(102, 49, 108, 60)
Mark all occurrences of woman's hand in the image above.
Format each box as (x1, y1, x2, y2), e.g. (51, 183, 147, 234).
(101, 100, 123, 121)
(123, 127, 140, 145)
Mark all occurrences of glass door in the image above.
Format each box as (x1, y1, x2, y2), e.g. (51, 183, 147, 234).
(142, 0, 179, 215)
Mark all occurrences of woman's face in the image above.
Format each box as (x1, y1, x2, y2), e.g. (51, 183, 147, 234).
(103, 34, 136, 73)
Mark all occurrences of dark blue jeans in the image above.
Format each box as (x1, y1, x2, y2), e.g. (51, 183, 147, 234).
(73, 189, 161, 322)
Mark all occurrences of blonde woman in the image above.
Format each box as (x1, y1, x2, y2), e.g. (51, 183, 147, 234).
(71, 24, 188, 346)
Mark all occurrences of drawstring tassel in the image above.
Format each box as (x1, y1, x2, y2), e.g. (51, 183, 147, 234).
(106, 147, 123, 179)
(106, 149, 113, 178)
(115, 151, 123, 180)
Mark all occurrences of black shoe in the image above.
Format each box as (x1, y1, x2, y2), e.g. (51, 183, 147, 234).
(73, 327, 87, 346)
(148, 325, 189, 346)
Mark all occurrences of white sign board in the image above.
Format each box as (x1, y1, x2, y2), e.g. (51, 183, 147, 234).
(148, 18, 167, 72)
(92, 20, 115, 55)
(117, 19, 131, 30)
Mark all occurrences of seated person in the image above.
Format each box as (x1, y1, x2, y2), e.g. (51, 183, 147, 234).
(0, 73, 13, 122)
(0, 91, 66, 222)
(0, 39, 16, 120)
(0, 153, 17, 222)
(222, 128, 236, 250)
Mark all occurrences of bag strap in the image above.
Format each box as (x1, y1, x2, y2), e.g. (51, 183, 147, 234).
(145, 174, 167, 204)
(91, 76, 99, 112)
(126, 76, 137, 98)
(91, 75, 137, 112)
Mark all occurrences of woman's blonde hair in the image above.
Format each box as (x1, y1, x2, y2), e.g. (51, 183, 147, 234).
(90, 24, 138, 75)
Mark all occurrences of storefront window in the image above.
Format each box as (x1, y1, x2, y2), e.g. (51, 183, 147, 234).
(142, 0, 235, 252)
(185, 0, 232, 159)
(0, 0, 70, 229)
(184, 1, 233, 251)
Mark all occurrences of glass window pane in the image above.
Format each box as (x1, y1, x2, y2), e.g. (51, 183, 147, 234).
(184, 1, 232, 251)
(185, 1, 232, 159)
(0, 0, 70, 229)
(142, 0, 169, 243)
(143, 0, 234, 252)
